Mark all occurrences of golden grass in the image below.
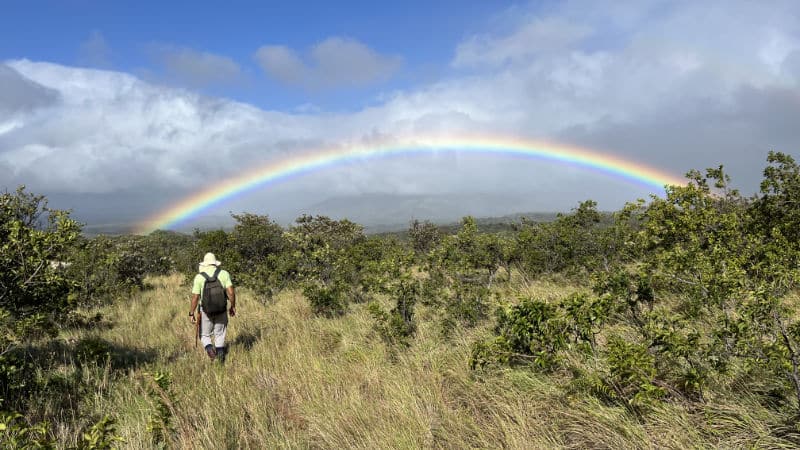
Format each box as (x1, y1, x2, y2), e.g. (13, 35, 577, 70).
(52, 273, 797, 449)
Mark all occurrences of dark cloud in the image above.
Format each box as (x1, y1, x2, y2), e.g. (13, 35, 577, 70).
(559, 85, 800, 194)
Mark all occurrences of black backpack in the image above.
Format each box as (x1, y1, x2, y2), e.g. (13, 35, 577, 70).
(201, 267, 228, 315)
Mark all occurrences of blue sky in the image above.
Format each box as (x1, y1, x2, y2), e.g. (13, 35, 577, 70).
(1, 1, 798, 230)
(1, 0, 520, 110)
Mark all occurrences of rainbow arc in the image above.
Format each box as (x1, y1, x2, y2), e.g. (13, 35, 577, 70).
(135, 135, 685, 234)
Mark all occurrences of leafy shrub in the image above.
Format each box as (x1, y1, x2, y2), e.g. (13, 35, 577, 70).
(303, 282, 348, 317)
(0, 187, 85, 424)
(144, 370, 175, 446)
(408, 219, 442, 257)
(289, 215, 375, 316)
(426, 217, 497, 334)
(515, 200, 640, 277)
(65, 236, 147, 306)
(0, 412, 122, 449)
(470, 336, 511, 369)
(77, 415, 125, 449)
(494, 297, 568, 370)
(0, 186, 81, 329)
(441, 277, 490, 336)
(0, 411, 54, 448)
(368, 279, 419, 348)
(561, 292, 613, 351)
(601, 335, 666, 409)
(74, 337, 113, 367)
(471, 294, 604, 371)
(228, 213, 293, 302)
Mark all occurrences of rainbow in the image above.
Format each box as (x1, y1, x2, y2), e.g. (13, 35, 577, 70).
(135, 135, 685, 234)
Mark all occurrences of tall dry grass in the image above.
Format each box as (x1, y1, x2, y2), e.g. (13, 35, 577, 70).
(58, 273, 797, 449)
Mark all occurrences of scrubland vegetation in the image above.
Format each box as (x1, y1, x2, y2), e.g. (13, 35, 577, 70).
(3, 151, 800, 448)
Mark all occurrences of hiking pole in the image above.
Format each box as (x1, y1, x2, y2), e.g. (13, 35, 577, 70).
(194, 306, 200, 349)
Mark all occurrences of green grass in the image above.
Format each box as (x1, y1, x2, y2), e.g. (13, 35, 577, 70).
(39, 273, 800, 448)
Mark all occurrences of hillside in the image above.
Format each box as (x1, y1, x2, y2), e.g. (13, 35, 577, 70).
(27, 274, 793, 448)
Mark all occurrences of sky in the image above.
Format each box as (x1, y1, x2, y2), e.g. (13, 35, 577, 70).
(1, 0, 799, 231)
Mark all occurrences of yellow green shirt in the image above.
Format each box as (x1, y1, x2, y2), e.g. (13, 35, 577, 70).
(192, 266, 233, 300)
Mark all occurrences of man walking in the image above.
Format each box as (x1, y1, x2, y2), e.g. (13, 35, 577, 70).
(190, 252, 236, 362)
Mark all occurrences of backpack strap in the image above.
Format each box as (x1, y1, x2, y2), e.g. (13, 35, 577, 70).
(200, 267, 221, 282)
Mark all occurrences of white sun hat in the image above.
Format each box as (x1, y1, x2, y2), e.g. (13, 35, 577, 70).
(199, 252, 221, 267)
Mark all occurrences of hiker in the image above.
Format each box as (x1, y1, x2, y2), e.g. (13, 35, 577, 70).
(189, 252, 236, 362)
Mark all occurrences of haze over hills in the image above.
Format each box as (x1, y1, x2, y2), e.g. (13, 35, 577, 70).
(303, 193, 552, 227)
(74, 192, 566, 236)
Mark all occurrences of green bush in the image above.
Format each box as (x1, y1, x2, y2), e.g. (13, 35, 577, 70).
(228, 213, 293, 302)
(0, 186, 81, 327)
(515, 200, 639, 277)
(368, 278, 419, 349)
(0, 411, 54, 448)
(65, 236, 147, 306)
(74, 337, 113, 367)
(408, 219, 442, 258)
(303, 282, 348, 317)
(602, 335, 666, 409)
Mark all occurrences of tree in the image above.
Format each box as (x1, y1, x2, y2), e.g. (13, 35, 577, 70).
(0, 187, 82, 426)
(515, 200, 618, 276)
(228, 213, 292, 302)
(287, 215, 366, 316)
(746, 152, 800, 407)
(408, 219, 441, 257)
(425, 217, 495, 333)
(636, 161, 800, 406)
(0, 187, 81, 348)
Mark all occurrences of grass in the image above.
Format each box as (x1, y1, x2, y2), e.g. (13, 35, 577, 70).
(35, 273, 800, 448)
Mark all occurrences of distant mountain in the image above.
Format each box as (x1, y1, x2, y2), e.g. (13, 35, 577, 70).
(78, 193, 566, 235)
(302, 193, 552, 230)
(81, 223, 136, 236)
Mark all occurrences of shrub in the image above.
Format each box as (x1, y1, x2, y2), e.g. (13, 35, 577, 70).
(368, 278, 419, 349)
(408, 219, 442, 257)
(0, 186, 81, 325)
(303, 282, 348, 317)
(65, 236, 147, 306)
(602, 335, 667, 409)
(228, 213, 293, 302)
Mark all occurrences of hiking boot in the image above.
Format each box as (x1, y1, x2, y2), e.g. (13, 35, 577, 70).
(205, 344, 217, 360)
(215, 347, 226, 363)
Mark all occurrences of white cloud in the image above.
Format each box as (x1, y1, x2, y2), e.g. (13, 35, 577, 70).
(453, 17, 592, 68)
(254, 37, 402, 89)
(149, 45, 242, 87)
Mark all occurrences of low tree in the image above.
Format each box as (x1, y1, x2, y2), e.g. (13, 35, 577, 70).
(516, 200, 603, 275)
(408, 219, 442, 257)
(426, 217, 497, 334)
(0, 186, 81, 349)
(228, 213, 292, 302)
(287, 215, 366, 316)
(0, 188, 123, 446)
